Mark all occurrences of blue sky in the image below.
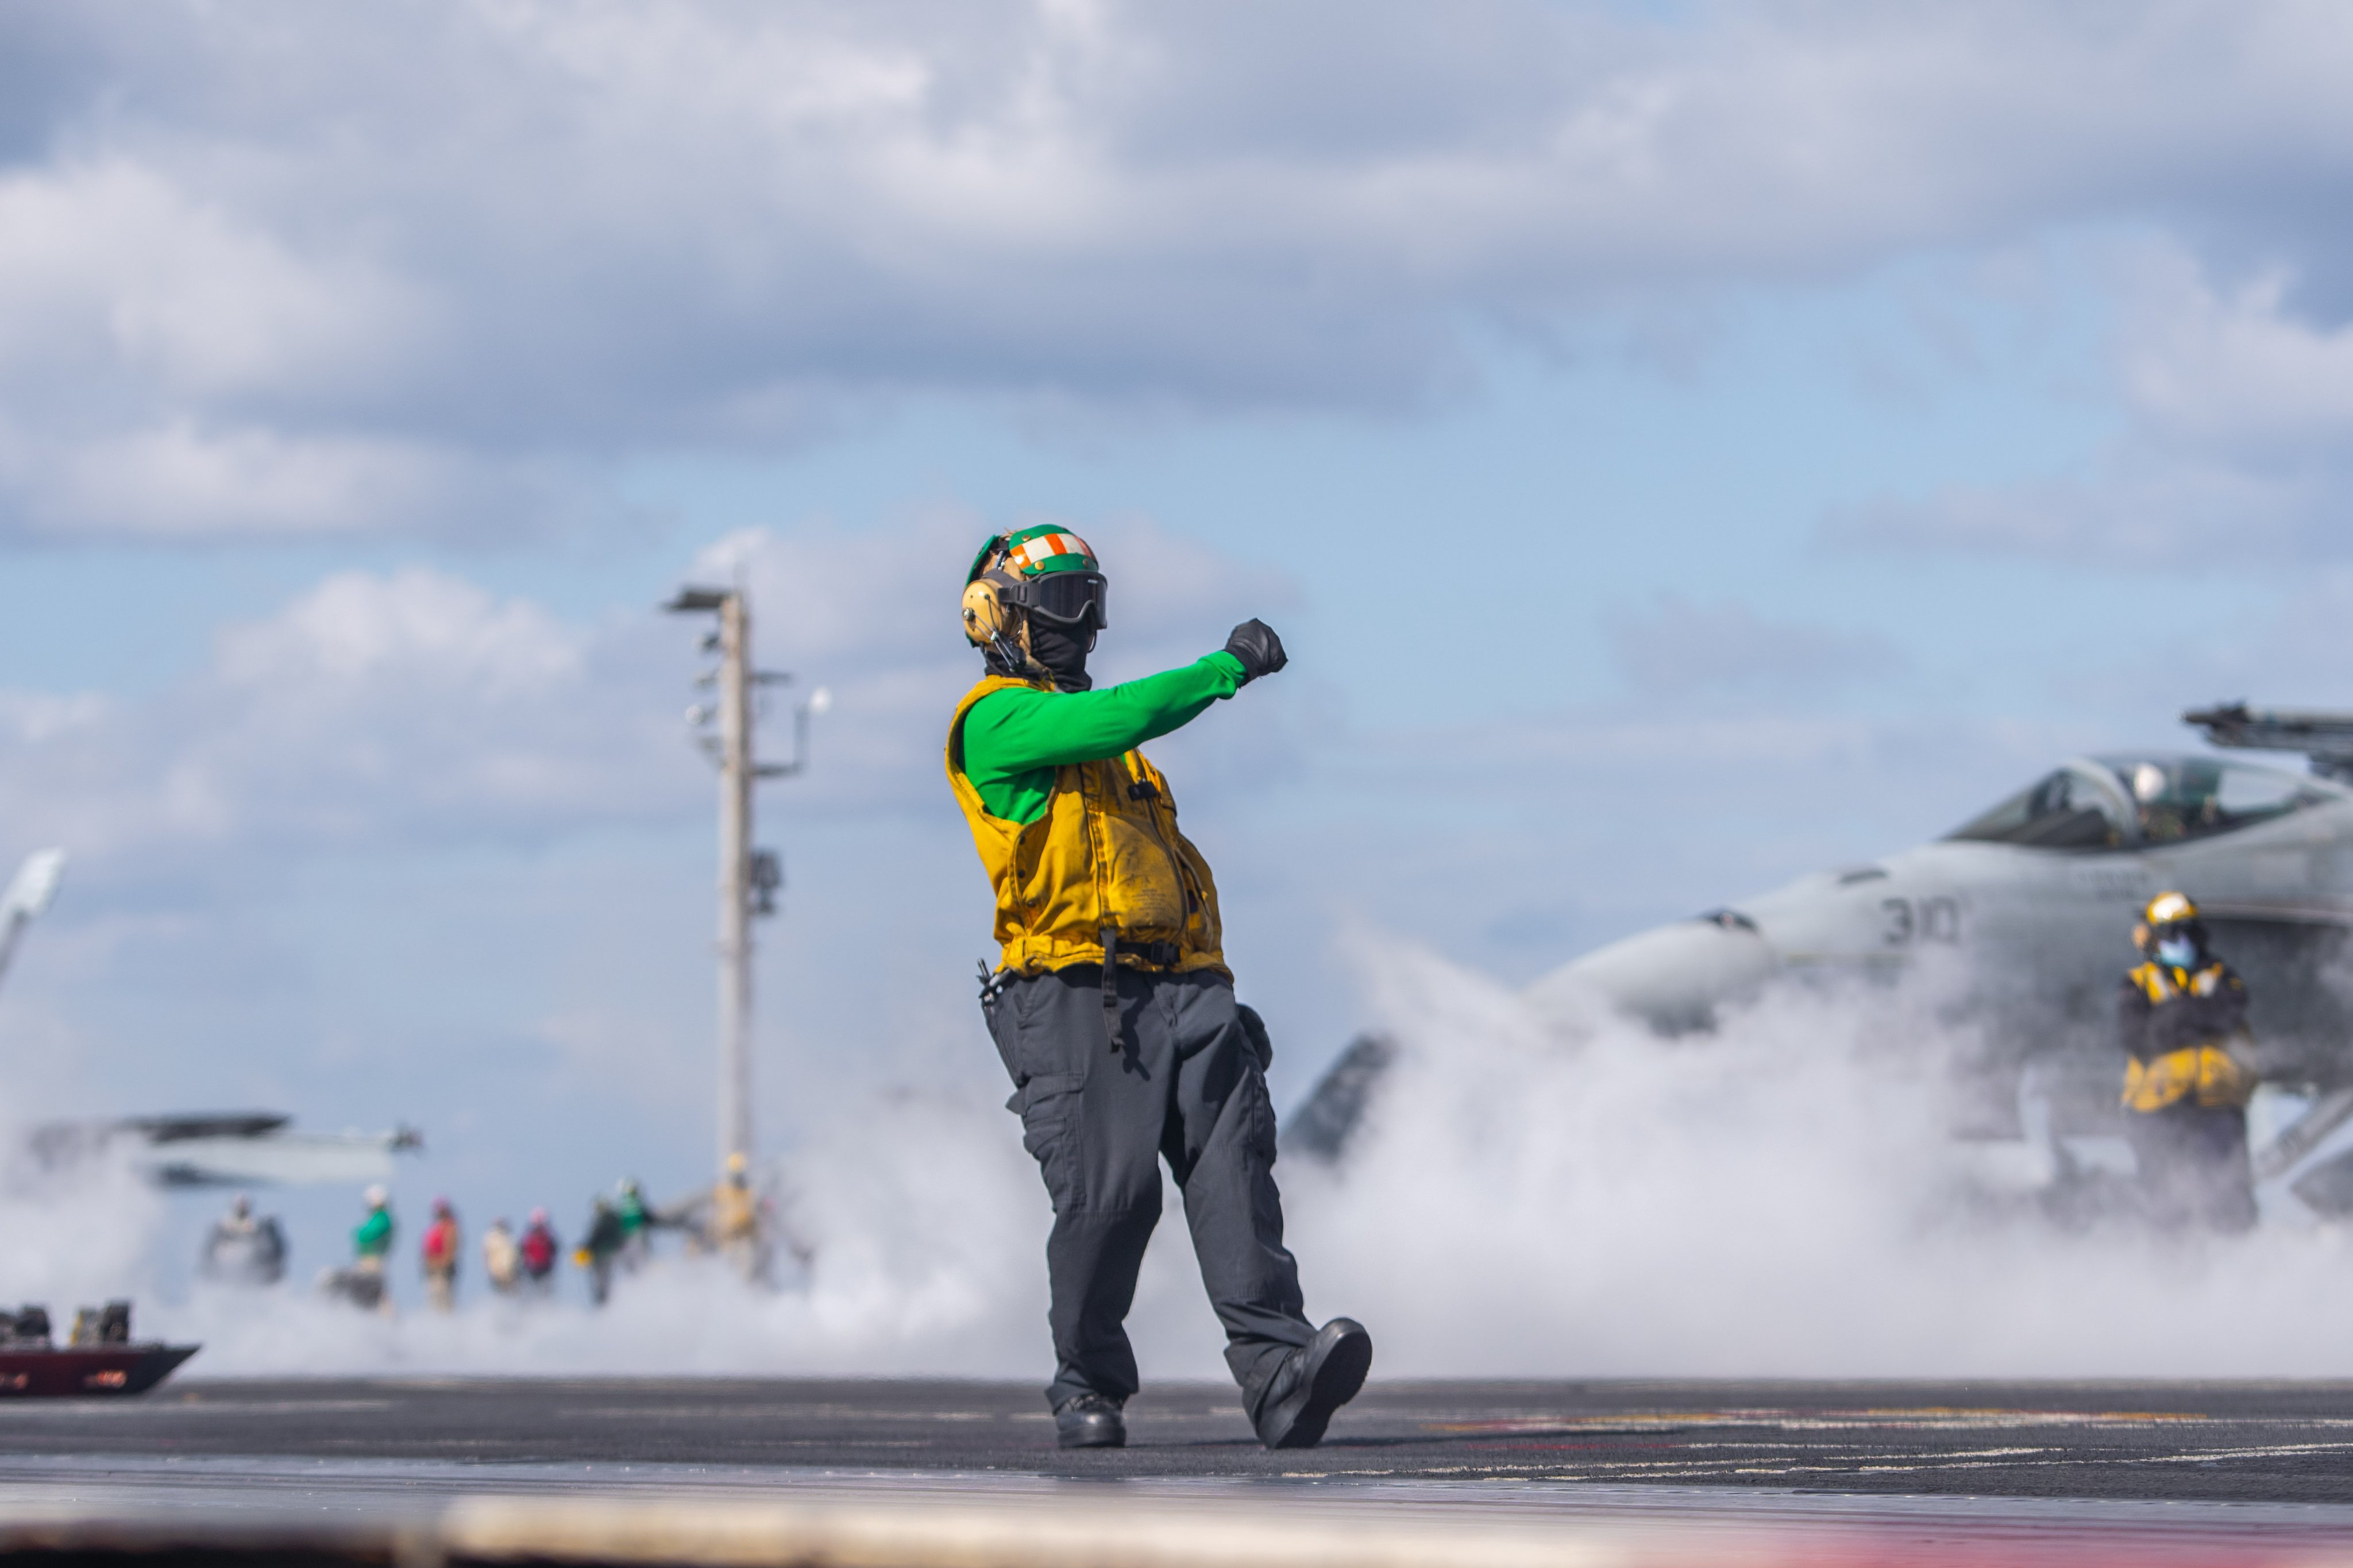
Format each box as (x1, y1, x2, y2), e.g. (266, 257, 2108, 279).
(6, 2, 2353, 1298)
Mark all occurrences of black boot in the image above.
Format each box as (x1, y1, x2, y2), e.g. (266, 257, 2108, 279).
(1251, 1318, 1371, 1450)
(1054, 1392, 1127, 1449)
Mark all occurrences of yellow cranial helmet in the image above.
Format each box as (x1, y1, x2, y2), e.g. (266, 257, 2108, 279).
(2144, 890, 2198, 928)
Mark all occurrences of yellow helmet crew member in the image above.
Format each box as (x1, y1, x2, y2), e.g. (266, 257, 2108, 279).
(946, 524, 1370, 1453)
(2117, 891, 2259, 1232)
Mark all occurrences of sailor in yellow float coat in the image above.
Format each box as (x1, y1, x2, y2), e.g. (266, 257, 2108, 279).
(946, 524, 1370, 1455)
(2116, 891, 2258, 1231)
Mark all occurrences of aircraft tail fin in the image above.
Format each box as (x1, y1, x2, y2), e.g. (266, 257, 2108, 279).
(0, 848, 65, 991)
(1282, 1033, 1398, 1164)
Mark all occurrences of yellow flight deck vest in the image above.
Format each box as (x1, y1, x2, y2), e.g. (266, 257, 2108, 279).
(2121, 960, 2258, 1113)
(711, 1181, 758, 1246)
(946, 675, 1229, 979)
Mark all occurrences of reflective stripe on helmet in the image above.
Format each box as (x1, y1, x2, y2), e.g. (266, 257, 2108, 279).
(1007, 530, 1092, 573)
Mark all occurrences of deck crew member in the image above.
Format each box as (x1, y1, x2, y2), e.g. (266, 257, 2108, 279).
(481, 1217, 522, 1296)
(199, 1194, 287, 1287)
(519, 1208, 561, 1295)
(340, 1186, 396, 1313)
(421, 1198, 461, 1311)
(946, 524, 1370, 1451)
(577, 1196, 625, 1306)
(709, 1152, 766, 1281)
(2119, 891, 2259, 1231)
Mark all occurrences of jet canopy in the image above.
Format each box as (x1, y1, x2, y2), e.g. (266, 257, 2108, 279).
(1944, 754, 2337, 851)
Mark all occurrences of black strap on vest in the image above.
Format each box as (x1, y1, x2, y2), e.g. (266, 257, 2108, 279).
(1100, 929, 1183, 1053)
(1100, 926, 1121, 1052)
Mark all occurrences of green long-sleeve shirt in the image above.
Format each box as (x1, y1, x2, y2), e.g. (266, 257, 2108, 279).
(962, 651, 1246, 823)
(353, 1208, 393, 1260)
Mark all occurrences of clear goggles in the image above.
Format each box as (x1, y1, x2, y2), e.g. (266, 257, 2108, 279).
(1006, 569, 1109, 628)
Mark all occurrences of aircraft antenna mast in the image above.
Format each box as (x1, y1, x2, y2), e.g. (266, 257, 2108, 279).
(665, 584, 827, 1179)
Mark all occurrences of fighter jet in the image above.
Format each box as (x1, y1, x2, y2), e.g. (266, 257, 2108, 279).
(1294, 705, 2353, 1214)
(0, 849, 422, 1189)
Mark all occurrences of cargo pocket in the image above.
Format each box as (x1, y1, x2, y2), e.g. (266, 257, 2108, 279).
(981, 990, 1012, 1081)
(985, 970, 1048, 1087)
(1235, 1062, 1284, 1238)
(1237, 1060, 1279, 1165)
(1015, 1072, 1085, 1210)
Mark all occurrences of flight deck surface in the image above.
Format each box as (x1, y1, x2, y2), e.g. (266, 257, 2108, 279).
(6, 1378, 2353, 1563)
(2, 1375, 2351, 1499)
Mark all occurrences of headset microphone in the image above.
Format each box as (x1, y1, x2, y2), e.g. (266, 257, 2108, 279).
(959, 525, 1103, 677)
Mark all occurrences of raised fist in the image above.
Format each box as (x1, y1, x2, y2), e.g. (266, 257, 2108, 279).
(1224, 619, 1287, 683)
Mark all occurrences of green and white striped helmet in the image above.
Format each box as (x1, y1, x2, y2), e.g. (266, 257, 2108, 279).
(965, 525, 1109, 629)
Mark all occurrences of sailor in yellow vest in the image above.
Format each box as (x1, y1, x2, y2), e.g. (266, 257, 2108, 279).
(709, 1152, 765, 1283)
(2117, 891, 2259, 1231)
(946, 525, 1370, 1453)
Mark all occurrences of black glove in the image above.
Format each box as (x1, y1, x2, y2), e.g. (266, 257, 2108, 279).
(1224, 619, 1287, 683)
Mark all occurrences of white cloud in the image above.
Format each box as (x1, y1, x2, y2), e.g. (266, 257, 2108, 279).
(0, 157, 416, 401)
(0, 155, 450, 535)
(213, 569, 580, 693)
(1828, 241, 2353, 567)
(31, 423, 468, 537)
(7, 4, 2353, 534)
(0, 511, 1283, 867)
(2121, 252, 2353, 458)
(0, 569, 677, 860)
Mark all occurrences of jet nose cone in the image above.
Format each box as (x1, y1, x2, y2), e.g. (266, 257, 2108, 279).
(1525, 914, 1776, 1036)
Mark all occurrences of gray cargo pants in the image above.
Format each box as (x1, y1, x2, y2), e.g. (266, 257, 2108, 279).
(2126, 1103, 2256, 1233)
(984, 964, 1315, 1412)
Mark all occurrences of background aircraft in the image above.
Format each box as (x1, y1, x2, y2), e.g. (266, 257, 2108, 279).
(0, 850, 65, 992)
(0, 849, 420, 1189)
(1293, 705, 2353, 1218)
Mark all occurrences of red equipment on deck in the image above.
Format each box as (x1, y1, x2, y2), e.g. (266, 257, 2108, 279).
(0, 1302, 196, 1397)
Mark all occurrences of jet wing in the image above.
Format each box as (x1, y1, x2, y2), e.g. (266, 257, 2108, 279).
(139, 1128, 419, 1188)
(28, 1115, 421, 1188)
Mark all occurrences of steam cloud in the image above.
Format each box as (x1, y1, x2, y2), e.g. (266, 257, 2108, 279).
(18, 934, 2353, 1380)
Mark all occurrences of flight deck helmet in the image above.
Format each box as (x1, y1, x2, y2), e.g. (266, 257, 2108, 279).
(961, 525, 1108, 649)
(2138, 890, 2208, 966)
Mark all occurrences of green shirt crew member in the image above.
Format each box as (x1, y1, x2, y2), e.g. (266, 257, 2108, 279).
(353, 1187, 394, 1261)
(616, 1179, 652, 1247)
(945, 524, 1370, 1454)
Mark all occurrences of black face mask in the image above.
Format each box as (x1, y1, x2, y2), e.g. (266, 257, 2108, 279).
(982, 618, 1096, 692)
(1027, 620, 1096, 692)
